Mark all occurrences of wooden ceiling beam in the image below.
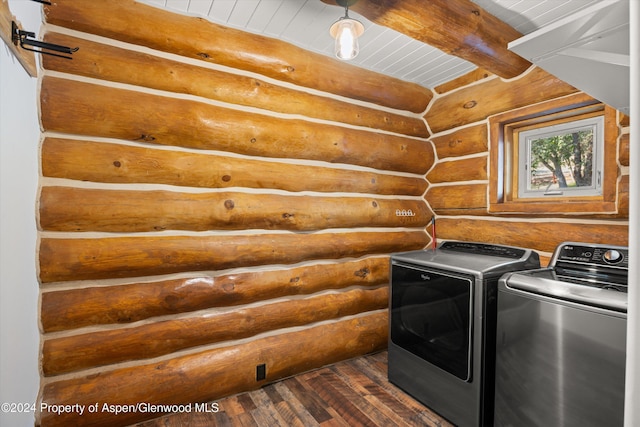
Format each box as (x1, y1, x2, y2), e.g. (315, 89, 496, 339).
(322, 0, 531, 79)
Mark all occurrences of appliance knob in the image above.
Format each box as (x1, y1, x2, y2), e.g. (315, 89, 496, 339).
(603, 249, 623, 264)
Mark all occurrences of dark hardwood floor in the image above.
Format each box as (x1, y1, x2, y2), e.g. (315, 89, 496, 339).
(136, 351, 452, 426)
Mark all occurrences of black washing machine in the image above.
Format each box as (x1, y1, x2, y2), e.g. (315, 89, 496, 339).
(388, 241, 540, 427)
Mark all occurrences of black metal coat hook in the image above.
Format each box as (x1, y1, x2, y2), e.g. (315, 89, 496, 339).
(11, 21, 78, 59)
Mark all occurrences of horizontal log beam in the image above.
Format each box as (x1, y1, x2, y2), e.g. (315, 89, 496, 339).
(426, 156, 487, 184)
(426, 184, 487, 212)
(43, 0, 432, 113)
(424, 67, 578, 134)
(39, 312, 388, 427)
(430, 124, 488, 159)
(41, 138, 427, 196)
(43, 287, 387, 376)
(39, 231, 428, 283)
(434, 69, 493, 94)
(620, 133, 629, 166)
(39, 187, 432, 232)
(436, 218, 629, 253)
(620, 114, 629, 127)
(618, 175, 629, 218)
(41, 257, 390, 332)
(322, 0, 530, 79)
(42, 32, 428, 138)
(41, 77, 434, 174)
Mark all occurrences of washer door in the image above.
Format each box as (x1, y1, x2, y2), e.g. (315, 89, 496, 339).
(390, 262, 474, 381)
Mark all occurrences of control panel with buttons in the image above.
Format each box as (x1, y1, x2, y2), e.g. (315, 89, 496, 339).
(556, 243, 628, 268)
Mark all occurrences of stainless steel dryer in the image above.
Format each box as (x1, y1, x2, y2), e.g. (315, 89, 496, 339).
(388, 241, 540, 427)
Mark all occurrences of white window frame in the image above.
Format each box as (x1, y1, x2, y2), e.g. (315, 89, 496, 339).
(517, 115, 604, 199)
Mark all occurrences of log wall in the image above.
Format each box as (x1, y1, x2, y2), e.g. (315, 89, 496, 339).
(423, 67, 630, 265)
(36, 1, 432, 426)
(34, 2, 631, 426)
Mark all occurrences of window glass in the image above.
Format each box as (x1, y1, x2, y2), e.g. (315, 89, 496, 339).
(517, 116, 604, 198)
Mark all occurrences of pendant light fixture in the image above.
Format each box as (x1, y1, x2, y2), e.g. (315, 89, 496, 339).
(329, 0, 364, 61)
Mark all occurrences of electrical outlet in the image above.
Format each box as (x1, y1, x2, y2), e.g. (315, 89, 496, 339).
(256, 364, 266, 381)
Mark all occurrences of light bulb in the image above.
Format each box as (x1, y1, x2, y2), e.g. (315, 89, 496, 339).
(330, 17, 364, 60)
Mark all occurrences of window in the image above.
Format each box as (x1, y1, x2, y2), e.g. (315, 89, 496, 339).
(489, 93, 618, 214)
(517, 115, 604, 199)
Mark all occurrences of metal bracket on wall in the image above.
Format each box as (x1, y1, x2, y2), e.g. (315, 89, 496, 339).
(11, 21, 78, 59)
(0, 0, 36, 76)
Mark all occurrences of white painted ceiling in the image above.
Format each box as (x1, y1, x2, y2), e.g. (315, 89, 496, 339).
(138, 0, 606, 89)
